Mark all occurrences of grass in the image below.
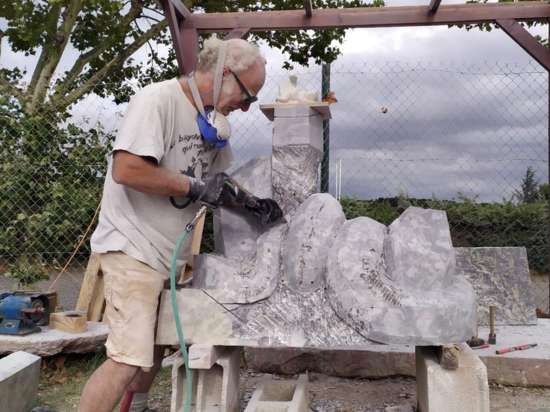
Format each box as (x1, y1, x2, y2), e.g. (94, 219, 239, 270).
(33, 351, 172, 412)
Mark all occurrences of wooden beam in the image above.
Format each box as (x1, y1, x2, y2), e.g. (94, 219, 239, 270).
(224, 28, 250, 39)
(161, 0, 188, 75)
(497, 19, 550, 72)
(428, 0, 442, 14)
(304, 0, 313, 18)
(75, 254, 101, 314)
(181, 3, 550, 32)
(168, 0, 192, 20)
(179, 27, 199, 75)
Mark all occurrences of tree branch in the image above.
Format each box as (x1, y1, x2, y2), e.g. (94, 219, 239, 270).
(53, 0, 145, 100)
(28, 0, 84, 114)
(52, 19, 167, 112)
(28, 4, 62, 95)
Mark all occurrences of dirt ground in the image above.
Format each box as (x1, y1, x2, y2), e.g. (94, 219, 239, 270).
(32, 352, 550, 412)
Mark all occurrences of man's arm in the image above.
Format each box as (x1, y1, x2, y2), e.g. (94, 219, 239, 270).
(112, 150, 190, 197)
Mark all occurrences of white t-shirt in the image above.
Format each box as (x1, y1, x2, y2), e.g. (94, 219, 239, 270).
(91, 77, 232, 277)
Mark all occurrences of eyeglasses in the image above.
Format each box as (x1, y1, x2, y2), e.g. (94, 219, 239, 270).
(229, 69, 258, 106)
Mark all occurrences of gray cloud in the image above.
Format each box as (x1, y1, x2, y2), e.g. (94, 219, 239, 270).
(2, 8, 547, 203)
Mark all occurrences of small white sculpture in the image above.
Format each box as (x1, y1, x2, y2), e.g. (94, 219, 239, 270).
(276, 75, 319, 104)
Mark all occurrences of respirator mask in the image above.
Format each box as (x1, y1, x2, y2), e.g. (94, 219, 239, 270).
(188, 41, 231, 149)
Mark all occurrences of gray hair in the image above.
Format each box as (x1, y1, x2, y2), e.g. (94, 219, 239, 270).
(197, 36, 266, 74)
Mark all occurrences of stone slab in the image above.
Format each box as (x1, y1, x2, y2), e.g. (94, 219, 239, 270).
(0, 321, 108, 356)
(0, 351, 41, 412)
(455, 247, 538, 325)
(243, 319, 550, 388)
(260, 103, 331, 121)
(416, 344, 489, 412)
(244, 346, 416, 378)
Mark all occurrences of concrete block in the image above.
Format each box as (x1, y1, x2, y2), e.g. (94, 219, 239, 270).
(416, 344, 489, 412)
(171, 347, 241, 412)
(244, 374, 308, 412)
(189, 344, 224, 369)
(0, 351, 41, 412)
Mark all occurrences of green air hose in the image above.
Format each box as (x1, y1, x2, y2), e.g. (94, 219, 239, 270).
(169, 205, 207, 412)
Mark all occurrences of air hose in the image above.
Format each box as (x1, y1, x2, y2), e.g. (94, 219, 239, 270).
(169, 205, 208, 412)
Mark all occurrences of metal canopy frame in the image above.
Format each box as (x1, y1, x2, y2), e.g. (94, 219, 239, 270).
(161, 1, 550, 75)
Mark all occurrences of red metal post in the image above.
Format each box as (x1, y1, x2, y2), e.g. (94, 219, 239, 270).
(180, 27, 199, 75)
(497, 19, 550, 72)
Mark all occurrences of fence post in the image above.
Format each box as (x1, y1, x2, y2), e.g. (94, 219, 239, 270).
(321, 63, 331, 193)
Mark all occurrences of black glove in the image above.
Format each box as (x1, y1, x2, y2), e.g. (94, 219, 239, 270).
(245, 196, 284, 225)
(187, 172, 229, 207)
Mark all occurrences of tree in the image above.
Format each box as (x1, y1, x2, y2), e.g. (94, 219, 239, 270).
(538, 183, 549, 201)
(514, 166, 542, 204)
(0, 0, 384, 282)
(455, 0, 548, 48)
(1, 0, 384, 116)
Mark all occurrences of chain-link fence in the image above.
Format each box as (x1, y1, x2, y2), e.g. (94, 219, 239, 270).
(1, 58, 548, 313)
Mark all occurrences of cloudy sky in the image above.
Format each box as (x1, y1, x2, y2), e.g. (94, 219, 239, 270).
(1, 0, 548, 202)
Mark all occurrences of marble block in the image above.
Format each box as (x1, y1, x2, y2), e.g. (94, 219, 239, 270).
(214, 156, 272, 259)
(158, 201, 477, 347)
(272, 145, 322, 216)
(455, 247, 537, 325)
(326, 208, 477, 345)
(194, 225, 284, 304)
(282, 194, 345, 293)
(385, 207, 456, 290)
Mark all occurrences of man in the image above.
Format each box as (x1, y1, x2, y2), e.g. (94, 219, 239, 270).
(78, 37, 267, 412)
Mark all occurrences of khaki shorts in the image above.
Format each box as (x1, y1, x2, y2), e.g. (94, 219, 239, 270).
(101, 252, 164, 370)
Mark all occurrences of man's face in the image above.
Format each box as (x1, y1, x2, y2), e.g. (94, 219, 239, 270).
(216, 59, 266, 116)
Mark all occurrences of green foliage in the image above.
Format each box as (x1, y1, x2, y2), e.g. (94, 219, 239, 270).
(340, 196, 549, 274)
(1, 0, 385, 114)
(514, 166, 542, 204)
(455, 0, 548, 46)
(0, 98, 113, 284)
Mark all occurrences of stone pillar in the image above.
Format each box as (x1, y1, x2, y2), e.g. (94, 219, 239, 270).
(267, 105, 329, 216)
(416, 344, 490, 412)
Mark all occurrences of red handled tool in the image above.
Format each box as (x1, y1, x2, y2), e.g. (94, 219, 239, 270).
(496, 343, 537, 355)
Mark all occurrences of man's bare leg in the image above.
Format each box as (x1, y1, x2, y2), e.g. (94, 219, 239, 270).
(127, 346, 164, 393)
(78, 358, 139, 412)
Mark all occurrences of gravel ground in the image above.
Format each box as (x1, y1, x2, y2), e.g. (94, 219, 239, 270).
(32, 351, 550, 412)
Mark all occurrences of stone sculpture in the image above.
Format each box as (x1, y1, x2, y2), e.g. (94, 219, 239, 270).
(276, 75, 319, 104)
(156, 104, 477, 348)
